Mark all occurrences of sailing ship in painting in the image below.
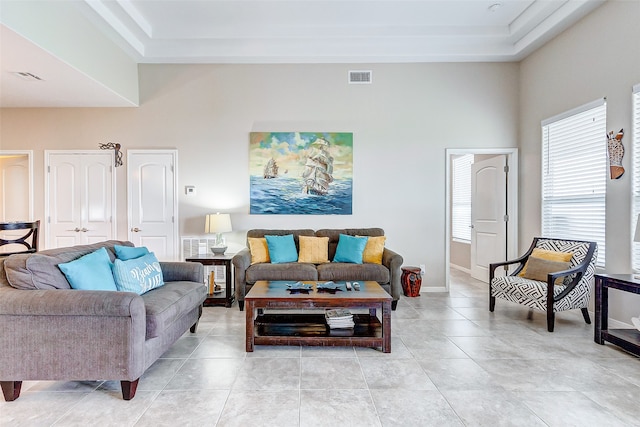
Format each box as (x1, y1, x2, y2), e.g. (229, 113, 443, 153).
(263, 158, 279, 179)
(302, 137, 334, 195)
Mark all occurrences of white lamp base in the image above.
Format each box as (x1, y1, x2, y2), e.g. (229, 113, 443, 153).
(211, 246, 227, 255)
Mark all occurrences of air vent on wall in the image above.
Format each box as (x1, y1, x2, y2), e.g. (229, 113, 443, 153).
(348, 70, 372, 84)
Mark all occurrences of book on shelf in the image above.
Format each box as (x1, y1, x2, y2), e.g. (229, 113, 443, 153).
(325, 309, 355, 329)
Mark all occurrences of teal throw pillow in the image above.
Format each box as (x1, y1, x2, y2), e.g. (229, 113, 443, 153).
(333, 234, 368, 264)
(265, 234, 298, 264)
(114, 244, 149, 261)
(58, 247, 117, 291)
(112, 252, 165, 295)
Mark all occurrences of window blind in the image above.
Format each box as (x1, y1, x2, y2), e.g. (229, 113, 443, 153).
(542, 100, 606, 267)
(632, 85, 640, 271)
(451, 154, 473, 242)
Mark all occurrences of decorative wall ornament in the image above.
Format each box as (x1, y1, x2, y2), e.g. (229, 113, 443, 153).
(99, 142, 123, 167)
(249, 132, 353, 215)
(607, 129, 624, 179)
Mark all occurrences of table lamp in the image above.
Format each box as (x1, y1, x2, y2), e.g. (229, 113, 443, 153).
(205, 213, 232, 255)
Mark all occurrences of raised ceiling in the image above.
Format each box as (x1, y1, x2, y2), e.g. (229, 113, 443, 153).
(0, 0, 605, 107)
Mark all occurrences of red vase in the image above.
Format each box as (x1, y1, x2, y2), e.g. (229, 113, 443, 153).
(401, 266, 422, 297)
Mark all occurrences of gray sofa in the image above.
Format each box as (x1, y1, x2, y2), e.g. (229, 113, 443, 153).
(233, 228, 403, 311)
(0, 240, 206, 401)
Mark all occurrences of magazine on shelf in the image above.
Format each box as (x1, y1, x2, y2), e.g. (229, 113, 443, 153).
(325, 309, 355, 329)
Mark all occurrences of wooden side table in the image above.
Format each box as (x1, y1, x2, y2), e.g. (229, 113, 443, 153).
(594, 273, 640, 356)
(186, 254, 234, 308)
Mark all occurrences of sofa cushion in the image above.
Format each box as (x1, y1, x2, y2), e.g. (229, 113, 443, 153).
(298, 236, 329, 264)
(58, 247, 118, 291)
(247, 229, 315, 252)
(246, 262, 318, 283)
(361, 236, 386, 264)
(4, 240, 133, 290)
(248, 237, 270, 264)
(317, 263, 390, 282)
(114, 244, 149, 261)
(113, 252, 165, 295)
(265, 234, 299, 263)
(316, 228, 385, 260)
(333, 234, 368, 264)
(142, 280, 206, 338)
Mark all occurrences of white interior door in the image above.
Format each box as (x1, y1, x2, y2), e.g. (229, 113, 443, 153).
(46, 151, 115, 248)
(127, 150, 178, 261)
(0, 152, 32, 221)
(470, 155, 508, 283)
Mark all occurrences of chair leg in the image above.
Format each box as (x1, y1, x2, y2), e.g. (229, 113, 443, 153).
(547, 311, 555, 332)
(1, 381, 22, 401)
(581, 307, 591, 324)
(238, 300, 245, 311)
(489, 295, 495, 312)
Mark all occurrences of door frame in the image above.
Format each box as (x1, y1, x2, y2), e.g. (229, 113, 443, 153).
(0, 150, 33, 221)
(44, 150, 117, 249)
(126, 149, 179, 260)
(445, 148, 518, 291)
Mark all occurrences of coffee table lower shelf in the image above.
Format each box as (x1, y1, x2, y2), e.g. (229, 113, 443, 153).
(252, 313, 383, 349)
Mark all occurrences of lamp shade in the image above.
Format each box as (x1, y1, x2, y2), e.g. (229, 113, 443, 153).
(635, 214, 640, 243)
(205, 213, 232, 234)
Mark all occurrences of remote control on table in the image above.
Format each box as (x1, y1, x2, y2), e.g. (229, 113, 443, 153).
(346, 282, 352, 291)
(353, 282, 360, 291)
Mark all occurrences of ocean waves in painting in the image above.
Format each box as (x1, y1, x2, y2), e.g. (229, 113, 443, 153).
(250, 176, 353, 215)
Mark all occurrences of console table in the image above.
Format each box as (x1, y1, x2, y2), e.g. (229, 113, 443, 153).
(594, 273, 640, 356)
(185, 254, 234, 307)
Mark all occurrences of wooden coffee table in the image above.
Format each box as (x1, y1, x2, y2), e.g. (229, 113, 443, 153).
(245, 281, 392, 353)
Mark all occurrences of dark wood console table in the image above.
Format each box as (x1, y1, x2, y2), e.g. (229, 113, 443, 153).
(594, 273, 640, 356)
(186, 254, 234, 307)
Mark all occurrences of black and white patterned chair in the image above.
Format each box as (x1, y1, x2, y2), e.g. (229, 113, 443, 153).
(489, 237, 597, 332)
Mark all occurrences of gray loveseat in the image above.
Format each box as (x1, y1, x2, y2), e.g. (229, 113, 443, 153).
(233, 228, 403, 311)
(0, 240, 206, 401)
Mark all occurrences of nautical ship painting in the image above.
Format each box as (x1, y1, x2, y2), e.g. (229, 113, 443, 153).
(249, 132, 353, 215)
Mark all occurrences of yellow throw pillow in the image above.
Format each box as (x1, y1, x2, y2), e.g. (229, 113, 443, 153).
(361, 236, 386, 264)
(298, 236, 329, 264)
(521, 256, 570, 285)
(248, 237, 270, 265)
(519, 248, 572, 277)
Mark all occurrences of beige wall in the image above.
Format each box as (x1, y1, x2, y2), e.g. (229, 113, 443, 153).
(519, 0, 640, 322)
(0, 62, 520, 289)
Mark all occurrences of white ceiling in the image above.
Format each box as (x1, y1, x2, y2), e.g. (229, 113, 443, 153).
(0, 0, 604, 107)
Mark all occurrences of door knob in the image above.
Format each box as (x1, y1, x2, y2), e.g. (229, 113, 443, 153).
(75, 227, 81, 232)
(131, 227, 142, 232)
(80, 228, 88, 232)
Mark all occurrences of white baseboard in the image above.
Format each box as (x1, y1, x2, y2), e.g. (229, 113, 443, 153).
(450, 264, 471, 274)
(421, 286, 448, 292)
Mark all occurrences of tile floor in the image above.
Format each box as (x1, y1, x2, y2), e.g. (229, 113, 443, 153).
(3, 269, 640, 426)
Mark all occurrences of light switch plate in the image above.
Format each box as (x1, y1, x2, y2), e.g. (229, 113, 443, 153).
(185, 185, 196, 195)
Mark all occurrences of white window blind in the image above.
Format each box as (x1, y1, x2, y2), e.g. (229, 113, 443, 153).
(451, 154, 473, 242)
(632, 85, 640, 271)
(542, 99, 606, 267)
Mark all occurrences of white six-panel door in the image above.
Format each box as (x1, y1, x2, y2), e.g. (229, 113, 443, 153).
(45, 151, 115, 248)
(127, 150, 178, 261)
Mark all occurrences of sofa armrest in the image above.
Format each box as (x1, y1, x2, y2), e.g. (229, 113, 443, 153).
(0, 285, 146, 381)
(382, 248, 404, 301)
(160, 261, 204, 283)
(233, 248, 251, 308)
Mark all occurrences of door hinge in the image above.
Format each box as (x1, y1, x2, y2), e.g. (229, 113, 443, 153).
(47, 216, 51, 224)
(47, 166, 50, 173)
(504, 214, 509, 222)
(504, 165, 509, 173)
(172, 216, 175, 223)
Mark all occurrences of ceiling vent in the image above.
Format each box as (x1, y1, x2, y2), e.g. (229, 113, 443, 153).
(12, 72, 44, 81)
(348, 70, 372, 84)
